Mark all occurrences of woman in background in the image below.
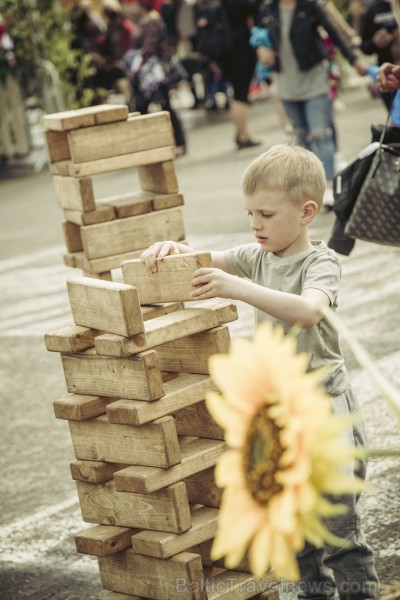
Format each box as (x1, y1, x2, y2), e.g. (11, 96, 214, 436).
(124, 0, 187, 156)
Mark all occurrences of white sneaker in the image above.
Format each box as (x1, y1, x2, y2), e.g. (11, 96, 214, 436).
(323, 187, 334, 208)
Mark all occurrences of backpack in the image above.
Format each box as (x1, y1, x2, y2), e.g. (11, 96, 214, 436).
(194, 0, 233, 60)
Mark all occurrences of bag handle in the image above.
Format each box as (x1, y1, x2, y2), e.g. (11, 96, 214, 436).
(378, 111, 392, 147)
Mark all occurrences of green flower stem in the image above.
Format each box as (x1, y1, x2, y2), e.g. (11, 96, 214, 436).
(366, 448, 400, 459)
(323, 308, 400, 426)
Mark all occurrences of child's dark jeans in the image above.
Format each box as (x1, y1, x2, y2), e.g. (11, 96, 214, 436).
(297, 384, 379, 600)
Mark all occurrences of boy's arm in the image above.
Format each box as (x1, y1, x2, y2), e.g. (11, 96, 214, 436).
(191, 269, 330, 328)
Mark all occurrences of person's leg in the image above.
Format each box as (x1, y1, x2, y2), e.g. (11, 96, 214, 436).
(303, 94, 335, 183)
(231, 99, 250, 140)
(297, 544, 337, 600)
(225, 65, 260, 148)
(158, 84, 186, 151)
(0, 79, 15, 159)
(133, 88, 150, 115)
(6, 74, 29, 156)
(280, 99, 309, 149)
(322, 387, 379, 600)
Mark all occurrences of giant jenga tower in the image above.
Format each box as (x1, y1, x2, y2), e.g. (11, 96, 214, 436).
(44, 105, 185, 281)
(45, 263, 279, 599)
(44, 105, 279, 599)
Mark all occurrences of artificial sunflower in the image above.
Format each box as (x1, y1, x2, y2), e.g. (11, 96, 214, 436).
(205, 322, 366, 582)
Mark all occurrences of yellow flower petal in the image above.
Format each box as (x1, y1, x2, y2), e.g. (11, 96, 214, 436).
(203, 322, 366, 583)
(270, 531, 300, 581)
(214, 450, 244, 487)
(248, 523, 272, 577)
(205, 391, 248, 446)
(211, 488, 266, 563)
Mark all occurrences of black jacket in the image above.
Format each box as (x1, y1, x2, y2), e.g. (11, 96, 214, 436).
(360, 0, 398, 66)
(258, 0, 358, 72)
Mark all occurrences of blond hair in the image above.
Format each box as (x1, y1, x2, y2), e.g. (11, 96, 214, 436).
(241, 144, 326, 209)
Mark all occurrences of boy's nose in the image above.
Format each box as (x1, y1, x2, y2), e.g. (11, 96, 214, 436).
(251, 216, 262, 230)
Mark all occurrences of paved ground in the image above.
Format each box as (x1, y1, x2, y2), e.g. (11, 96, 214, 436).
(0, 83, 399, 599)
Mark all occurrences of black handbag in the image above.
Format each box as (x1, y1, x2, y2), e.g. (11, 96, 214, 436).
(344, 126, 400, 247)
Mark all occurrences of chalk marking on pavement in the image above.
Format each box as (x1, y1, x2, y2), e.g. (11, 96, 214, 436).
(0, 246, 65, 273)
(0, 496, 78, 539)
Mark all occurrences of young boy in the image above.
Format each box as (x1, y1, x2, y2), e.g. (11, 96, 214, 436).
(140, 144, 379, 600)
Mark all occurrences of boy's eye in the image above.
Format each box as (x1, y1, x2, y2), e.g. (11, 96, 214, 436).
(261, 213, 273, 218)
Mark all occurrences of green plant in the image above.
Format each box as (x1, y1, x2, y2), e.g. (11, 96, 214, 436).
(2, 0, 98, 109)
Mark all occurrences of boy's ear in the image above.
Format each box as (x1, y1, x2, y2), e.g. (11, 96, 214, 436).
(302, 200, 319, 222)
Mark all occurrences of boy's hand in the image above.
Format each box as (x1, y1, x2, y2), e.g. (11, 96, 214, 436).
(140, 241, 182, 273)
(190, 268, 238, 300)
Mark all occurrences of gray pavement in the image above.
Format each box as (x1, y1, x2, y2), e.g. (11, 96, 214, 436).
(0, 84, 400, 599)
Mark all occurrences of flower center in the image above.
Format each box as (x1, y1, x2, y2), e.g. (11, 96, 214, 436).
(242, 404, 285, 505)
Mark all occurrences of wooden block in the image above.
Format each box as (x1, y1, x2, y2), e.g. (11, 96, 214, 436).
(70, 459, 126, 483)
(151, 192, 184, 211)
(94, 307, 220, 358)
(189, 539, 251, 574)
(93, 105, 129, 125)
(44, 130, 70, 163)
(114, 438, 225, 493)
(82, 270, 113, 281)
(49, 160, 71, 175)
(71, 251, 101, 273)
(62, 221, 83, 253)
(67, 277, 144, 337)
(53, 394, 115, 421)
(81, 207, 185, 260)
(63, 252, 77, 268)
(131, 506, 217, 559)
(43, 104, 129, 131)
(73, 243, 191, 275)
(68, 145, 175, 178)
(69, 414, 181, 467)
(53, 176, 95, 211)
(206, 569, 277, 600)
(45, 324, 99, 353)
(189, 298, 239, 325)
(76, 250, 141, 274)
(99, 192, 153, 219)
(100, 593, 143, 600)
(184, 467, 221, 508)
(44, 109, 94, 132)
(156, 325, 230, 374)
(173, 401, 224, 440)
(64, 205, 116, 226)
(106, 373, 215, 426)
(75, 524, 134, 557)
(138, 160, 178, 194)
(122, 253, 212, 304)
(61, 348, 164, 400)
(97, 549, 206, 600)
(77, 480, 191, 532)
(68, 112, 173, 164)
(141, 302, 183, 321)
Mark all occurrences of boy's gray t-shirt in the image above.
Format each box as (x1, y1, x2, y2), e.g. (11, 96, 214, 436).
(224, 240, 349, 395)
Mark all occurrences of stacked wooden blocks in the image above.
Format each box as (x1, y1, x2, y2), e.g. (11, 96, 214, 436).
(45, 256, 279, 600)
(44, 104, 185, 281)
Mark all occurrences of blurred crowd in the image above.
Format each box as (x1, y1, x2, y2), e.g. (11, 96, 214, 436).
(2, 0, 400, 168)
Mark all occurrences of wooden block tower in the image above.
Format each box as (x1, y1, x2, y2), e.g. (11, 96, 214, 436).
(43, 105, 185, 281)
(45, 260, 279, 599)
